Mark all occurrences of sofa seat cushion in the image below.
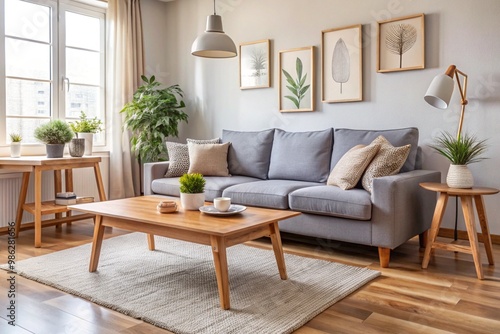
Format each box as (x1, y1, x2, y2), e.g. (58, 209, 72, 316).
(222, 129, 275, 179)
(151, 176, 260, 201)
(268, 128, 333, 183)
(289, 186, 372, 220)
(223, 180, 321, 209)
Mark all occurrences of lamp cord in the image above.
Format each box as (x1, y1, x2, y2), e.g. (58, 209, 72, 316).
(213, 0, 216, 14)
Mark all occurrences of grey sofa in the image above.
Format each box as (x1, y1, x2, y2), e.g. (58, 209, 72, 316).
(144, 127, 440, 267)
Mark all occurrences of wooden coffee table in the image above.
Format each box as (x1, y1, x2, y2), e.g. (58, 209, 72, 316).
(69, 196, 300, 309)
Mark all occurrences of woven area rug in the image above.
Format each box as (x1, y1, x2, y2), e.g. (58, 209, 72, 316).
(2, 233, 380, 334)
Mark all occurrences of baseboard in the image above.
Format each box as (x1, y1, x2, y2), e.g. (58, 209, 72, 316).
(438, 227, 500, 245)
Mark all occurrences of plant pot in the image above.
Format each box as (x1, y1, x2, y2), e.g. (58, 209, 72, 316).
(46, 144, 65, 158)
(69, 138, 85, 157)
(78, 132, 94, 156)
(10, 142, 21, 158)
(180, 193, 205, 211)
(447, 164, 473, 188)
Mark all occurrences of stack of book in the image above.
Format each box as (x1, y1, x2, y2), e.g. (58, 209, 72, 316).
(55, 192, 77, 205)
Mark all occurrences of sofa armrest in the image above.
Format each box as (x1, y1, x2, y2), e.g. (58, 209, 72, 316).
(143, 161, 170, 195)
(371, 170, 441, 249)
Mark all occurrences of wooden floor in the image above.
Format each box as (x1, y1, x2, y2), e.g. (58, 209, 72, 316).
(1, 222, 500, 334)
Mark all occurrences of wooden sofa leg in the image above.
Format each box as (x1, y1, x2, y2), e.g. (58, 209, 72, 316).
(378, 247, 390, 268)
(419, 230, 428, 249)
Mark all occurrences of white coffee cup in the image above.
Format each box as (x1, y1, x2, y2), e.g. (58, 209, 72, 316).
(214, 197, 231, 212)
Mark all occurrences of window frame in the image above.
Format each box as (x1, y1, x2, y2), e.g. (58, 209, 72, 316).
(0, 0, 107, 156)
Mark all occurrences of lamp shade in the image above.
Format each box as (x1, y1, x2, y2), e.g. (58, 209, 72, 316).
(191, 15, 237, 58)
(424, 73, 455, 109)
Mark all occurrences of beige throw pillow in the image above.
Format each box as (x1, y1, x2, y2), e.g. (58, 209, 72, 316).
(187, 142, 230, 176)
(164, 138, 221, 177)
(327, 142, 381, 190)
(362, 136, 411, 193)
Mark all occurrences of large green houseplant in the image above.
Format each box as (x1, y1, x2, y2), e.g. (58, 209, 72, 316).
(120, 75, 188, 163)
(429, 132, 487, 188)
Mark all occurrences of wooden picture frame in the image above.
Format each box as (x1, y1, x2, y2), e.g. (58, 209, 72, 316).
(239, 39, 271, 89)
(278, 46, 315, 112)
(322, 24, 362, 103)
(377, 13, 425, 73)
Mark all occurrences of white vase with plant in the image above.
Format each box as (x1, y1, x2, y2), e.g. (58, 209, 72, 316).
(9, 133, 22, 158)
(69, 111, 103, 156)
(34, 120, 74, 158)
(430, 132, 487, 188)
(179, 173, 206, 210)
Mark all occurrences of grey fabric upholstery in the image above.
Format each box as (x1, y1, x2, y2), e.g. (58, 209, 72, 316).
(331, 127, 419, 173)
(143, 162, 170, 195)
(268, 128, 333, 182)
(223, 180, 321, 209)
(222, 129, 275, 179)
(289, 186, 372, 220)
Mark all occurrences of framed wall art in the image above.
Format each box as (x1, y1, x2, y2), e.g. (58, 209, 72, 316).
(377, 13, 425, 73)
(322, 24, 362, 103)
(239, 39, 271, 89)
(278, 46, 315, 112)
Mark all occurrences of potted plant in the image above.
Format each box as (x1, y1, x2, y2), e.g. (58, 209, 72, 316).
(9, 132, 22, 158)
(34, 120, 74, 158)
(120, 75, 188, 163)
(69, 111, 103, 156)
(179, 173, 206, 210)
(429, 132, 487, 188)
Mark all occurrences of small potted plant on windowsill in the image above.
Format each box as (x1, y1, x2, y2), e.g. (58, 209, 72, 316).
(179, 173, 206, 210)
(34, 120, 74, 158)
(429, 132, 488, 188)
(9, 133, 22, 158)
(69, 111, 103, 156)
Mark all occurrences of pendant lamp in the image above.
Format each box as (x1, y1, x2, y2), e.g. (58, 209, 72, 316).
(191, 0, 237, 58)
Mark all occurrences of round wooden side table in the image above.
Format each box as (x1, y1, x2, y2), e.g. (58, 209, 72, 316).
(420, 182, 499, 279)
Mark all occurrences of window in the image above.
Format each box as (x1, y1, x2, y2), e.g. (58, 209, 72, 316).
(1, 0, 106, 147)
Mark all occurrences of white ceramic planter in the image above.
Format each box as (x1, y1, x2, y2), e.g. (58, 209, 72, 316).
(78, 132, 94, 156)
(180, 193, 205, 211)
(10, 142, 21, 158)
(447, 164, 474, 188)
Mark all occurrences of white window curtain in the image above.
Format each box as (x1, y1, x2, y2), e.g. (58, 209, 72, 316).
(106, 0, 144, 199)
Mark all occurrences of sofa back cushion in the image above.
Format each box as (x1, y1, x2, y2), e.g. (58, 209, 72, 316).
(331, 127, 419, 173)
(268, 128, 333, 183)
(222, 129, 275, 179)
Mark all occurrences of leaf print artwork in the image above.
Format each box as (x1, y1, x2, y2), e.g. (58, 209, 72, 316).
(282, 57, 310, 109)
(385, 23, 417, 68)
(331, 38, 350, 94)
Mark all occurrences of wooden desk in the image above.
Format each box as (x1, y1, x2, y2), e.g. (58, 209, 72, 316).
(0, 156, 107, 248)
(420, 182, 499, 279)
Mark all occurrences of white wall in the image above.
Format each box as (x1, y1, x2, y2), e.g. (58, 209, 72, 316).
(143, 0, 500, 235)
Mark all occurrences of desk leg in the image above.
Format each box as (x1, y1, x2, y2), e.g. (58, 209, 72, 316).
(461, 195, 484, 280)
(211, 236, 230, 310)
(422, 193, 448, 269)
(89, 215, 105, 272)
(15, 172, 30, 238)
(34, 168, 43, 248)
(93, 162, 107, 201)
(474, 195, 494, 265)
(65, 169, 74, 226)
(269, 222, 288, 280)
(54, 170, 62, 229)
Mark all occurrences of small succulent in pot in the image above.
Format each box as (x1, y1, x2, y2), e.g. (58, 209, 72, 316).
(34, 120, 74, 158)
(9, 133, 22, 143)
(179, 173, 206, 210)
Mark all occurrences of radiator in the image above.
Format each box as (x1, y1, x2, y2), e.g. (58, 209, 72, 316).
(0, 157, 109, 228)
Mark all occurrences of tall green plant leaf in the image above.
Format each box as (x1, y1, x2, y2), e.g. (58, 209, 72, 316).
(282, 57, 310, 109)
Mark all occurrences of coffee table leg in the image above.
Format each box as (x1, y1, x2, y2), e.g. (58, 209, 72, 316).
(147, 234, 155, 250)
(269, 222, 288, 280)
(210, 236, 230, 310)
(89, 215, 105, 272)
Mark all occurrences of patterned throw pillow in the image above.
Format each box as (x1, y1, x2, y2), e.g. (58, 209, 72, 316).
(361, 136, 411, 193)
(164, 138, 221, 177)
(187, 142, 230, 176)
(327, 141, 381, 190)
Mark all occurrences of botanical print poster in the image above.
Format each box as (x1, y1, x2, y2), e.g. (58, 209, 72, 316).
(279, 46, 314, 112)
(239, 40, 270, 89)
(322, 25, 362, 103)
(377, 14, 425, 72)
